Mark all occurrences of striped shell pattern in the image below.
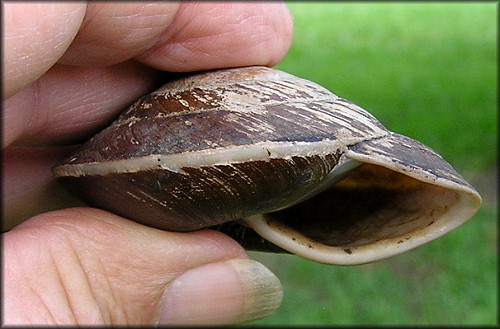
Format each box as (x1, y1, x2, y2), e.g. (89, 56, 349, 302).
(53, 66, 481, 265)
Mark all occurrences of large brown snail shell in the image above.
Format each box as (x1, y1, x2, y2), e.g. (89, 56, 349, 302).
(52, 66, 481, 265)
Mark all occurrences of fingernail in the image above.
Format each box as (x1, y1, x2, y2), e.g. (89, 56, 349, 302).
(158, 259, 282, 325)
(227, 259, 283, 324)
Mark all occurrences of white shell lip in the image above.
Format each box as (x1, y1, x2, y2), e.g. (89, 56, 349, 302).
(243, 189, 479, 265)
(241, 132, 482, 265)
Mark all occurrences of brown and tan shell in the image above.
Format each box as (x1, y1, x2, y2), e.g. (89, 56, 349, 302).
(52, 66, 482, 265)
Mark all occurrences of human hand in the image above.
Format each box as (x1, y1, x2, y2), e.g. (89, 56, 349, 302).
(2, 2, 293, 325)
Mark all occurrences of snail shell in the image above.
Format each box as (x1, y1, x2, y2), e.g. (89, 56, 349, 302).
(53, 66, 482, 265)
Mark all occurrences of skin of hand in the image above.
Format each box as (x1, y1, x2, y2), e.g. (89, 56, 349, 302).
(2, 2, 293, 325)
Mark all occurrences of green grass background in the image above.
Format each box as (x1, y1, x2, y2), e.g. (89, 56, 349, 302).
(244, 2, 497, 326)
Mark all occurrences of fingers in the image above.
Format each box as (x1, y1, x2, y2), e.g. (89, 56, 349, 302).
(135, 2, 294, 71)
(59, 2, 293, 70)
(58, 2, 181, 66)
(3, 3, 290, 324)
(2, 61, 165, 147)
(2, 3, 86, 99)
(3, 208, 282, 325)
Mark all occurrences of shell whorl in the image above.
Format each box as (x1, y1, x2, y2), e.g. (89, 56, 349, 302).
(53, 66, 481, 265)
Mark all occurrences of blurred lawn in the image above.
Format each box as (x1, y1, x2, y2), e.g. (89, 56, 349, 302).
(244, 2, 497, 326)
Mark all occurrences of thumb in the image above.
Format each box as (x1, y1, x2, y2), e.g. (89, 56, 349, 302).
(2, 208, 282, 325)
